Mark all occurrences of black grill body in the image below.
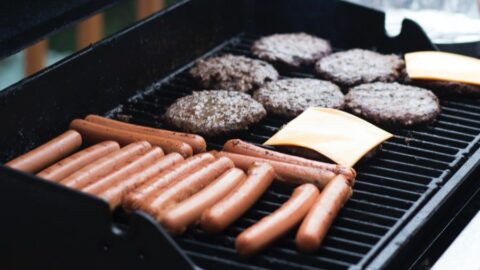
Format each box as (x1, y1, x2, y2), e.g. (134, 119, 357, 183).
(1, 1, 479, 270)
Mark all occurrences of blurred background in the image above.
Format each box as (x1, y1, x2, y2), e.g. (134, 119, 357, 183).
(0, 0, 181, 90)
(0, 0, 479, 91)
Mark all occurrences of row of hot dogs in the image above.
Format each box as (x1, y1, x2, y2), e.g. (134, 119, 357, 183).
(4, 115, 355, 256)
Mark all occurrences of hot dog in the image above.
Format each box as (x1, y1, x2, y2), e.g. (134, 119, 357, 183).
(144, 157, 234, 221)
(85, 115, 207, 154)
(223, 139, 356, 180)
(236, 183, 319, 257)
(296, 174, 353, 253)
(82, 146, 164, 195)
(61, 141, 151, 189)
(161, 168, 246, 235)
(37, 141, 120, 182)
(98, 153, 184, 210)
(5, 130, 82, 173)
(213, 151, 336, 188)
(200, 162, 274, 234)
(70, 119, 193, 158)
(123, 152, 215, 212)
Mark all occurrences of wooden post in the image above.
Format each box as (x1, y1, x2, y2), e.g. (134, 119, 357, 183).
(76, 13, 104, 50)
(24, 40, 48, 76)
(136, 0, 165, 20)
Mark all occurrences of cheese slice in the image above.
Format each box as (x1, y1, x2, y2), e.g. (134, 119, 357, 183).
(264, 108, 393, 167)
(405, 51, 480, 86)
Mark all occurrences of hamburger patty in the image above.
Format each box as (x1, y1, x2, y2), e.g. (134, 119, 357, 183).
(251, 33, 332, 67)
(253, 78, 344, 118)
(164, 90, 267, 136)
(315, 49, 405, 88)
(345, 82, 440, 126)
(189, 54, 279, 92)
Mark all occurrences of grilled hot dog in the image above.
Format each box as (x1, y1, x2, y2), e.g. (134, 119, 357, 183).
(61, 141, 151, 189)
(223, 139, 356, 180)
(6, 130, 82, 173)
(98, 153, 184, 210)
(162, 168, 246, 235)
(82, 146, 164, 195)
(37, 141, 120, 182)
(200, 162, 274, 234)
(213, 151, 336, 188)
(144, 157, 234, 221)
(296, 174, 353, 253)
(85, 115, 206, 153)
(236, 183, 319, 257)
(70, 119, 192, 157)
(123, 152, 215, 212)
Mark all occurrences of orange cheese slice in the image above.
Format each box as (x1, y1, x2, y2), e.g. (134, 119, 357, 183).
(264, 108, 393, 167)
(405, 51, 480, 86)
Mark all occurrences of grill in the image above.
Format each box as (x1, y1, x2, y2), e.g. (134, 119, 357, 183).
(1, 1, 480, 270)
(104, 32, 480, 270)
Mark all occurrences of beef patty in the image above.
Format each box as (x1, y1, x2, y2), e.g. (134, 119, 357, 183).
(253, 78, 344, 118)
(251, 33, 332, 67)
(345, 82, 440, 126)
(315, 49, 405, 89)
(164, 90, 267, 136)
(189, 54, 279, 92)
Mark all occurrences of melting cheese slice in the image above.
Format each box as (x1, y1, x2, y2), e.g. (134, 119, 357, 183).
(264, 108, 393, 167)
(405, 51, 480, 86)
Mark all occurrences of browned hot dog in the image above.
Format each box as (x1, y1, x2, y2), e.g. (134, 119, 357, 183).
(200, 162, 274, 234)
(296, 174, 353, 253)
(61, 141, 151, 189)
(161, 168, 246, 235)
(70, 119, 193, 158)
(144, 157, 234, 221)
(82, 147, 164, 195)
(85, 115, 207, 154)
(37, 141, 120, 182)
(5, 130, 82, 173)
(223, 139, 356, 180)
(213, 151, 336, 188)
(98, 153, 184, 210)
(236, 183, 319, 257)
(123, 152, 215, 212)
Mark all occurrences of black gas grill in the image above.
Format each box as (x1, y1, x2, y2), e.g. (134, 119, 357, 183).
(1, 1, 480, 270)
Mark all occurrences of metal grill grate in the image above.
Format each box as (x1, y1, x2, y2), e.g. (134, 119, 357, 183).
(108, 33, 480, 269)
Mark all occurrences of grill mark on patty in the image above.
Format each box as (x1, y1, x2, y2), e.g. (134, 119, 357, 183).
(251, 33, 332, 67)
(189, 54, 279, 92)
(253, 78, 344, 118)
(164, 90, 267, 136)
(345, 82, 440, 127)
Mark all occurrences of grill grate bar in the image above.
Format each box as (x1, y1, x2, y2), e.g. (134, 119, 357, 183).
(347, 198, 407, 217)
(399, 130, 469, 148)
(378, 149, 451, 168)
(426, 126, 476, 141)
(382, 141, 457, 161)
(441, 106, 480, 119)
(373, 158, 443, 177)
(357, 172, 429, 190)
(181, 233, 355, 269)
(435, 120, 480, 135)
(352, 190, 414, 209)
(354, 180, 422, 200)
(442, 100, 480, 114)
(391, 135, 460, 153)
(363, 166, 432, 185)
